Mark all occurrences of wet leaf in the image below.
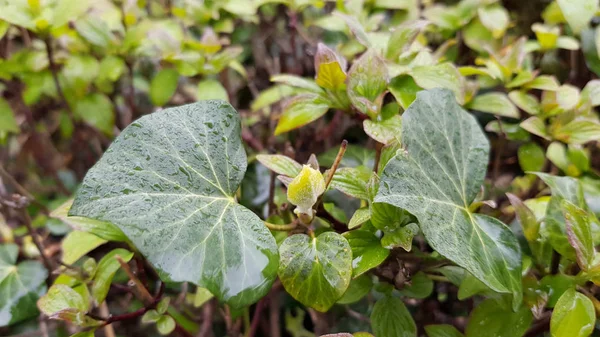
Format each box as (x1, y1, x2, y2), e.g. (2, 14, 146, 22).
(375, 89, 522, 309)
(348, 207, 371, 229)
(91, 249, 134, 304)
(278, 232, 352, 312)
(465, 299, 533, 337)
(562, 200, 595, 271)
(37, 284, 100, 327)
(343, 230, 389, 277)
(329, 167, 371, 200)
(363, 115, 402, 145)
(550, 289, 595, 337)
(347, 50, 388, 115)
(371, 296, 416, 337)
(287, 165, 325, 216)
(70, 101, 279, 308)
(409, 64, 464, 104)
(315, 43, 347, 91)
(61, 231, 107, 265)
(275, 94, 330, 135)
(51, 200, 127, 242)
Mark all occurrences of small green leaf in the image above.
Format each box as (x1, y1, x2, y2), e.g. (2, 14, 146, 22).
(91, 249, 134, 304)
(532, 23, 560, 50)
(347, 49, 389, 115)
(388, 75, 420, 110)
(425, 325, 465, 337)
(477, 4, 509, 38)
(278, 232, 352, 312)
(508, 91, 541, 115)
(74, 93, 114, 135)
(520, 117, 550, 140)
(38, 284, 100, 327)
(465, 299, 533, 337)
(541, 274, 578, 308)
(552, 119, 600, 145)
(337, 274, 373, 304)
(251, 85, 297, 112)
(363, 115, 402, 145)
(371, 296, 416, 337)
(288, 165, 325, 216)
(518, 143, 545, 172)
(197, 79, 228, 101)
(150, 68, 179, 106)
(271, 75, 323, 93)
(522, 75, 560, 91)
(275, 94, 330, 135)
(562, 200, 595, 271)
(256, 154, 302, 177)
(142, 309, 161, 323)
(0, 97, 19, 135)
(329, 167, 371, 200)
(380, 223, 419, 251)
(468, 92, 519, 118)
(157, 315, 176, 335)
(157, 297, 170, 315)
(458, 272, 490, 299)
(409, 64, 464, 104)
(192, 287, 213, 307)
(343, 230, 390, 277)
(348, 207, 371, 229)
(551, 289, 595, 337)
(386, 20, 430, 61)
(61, 231, 107, 265)
(556, 0, 598, 35)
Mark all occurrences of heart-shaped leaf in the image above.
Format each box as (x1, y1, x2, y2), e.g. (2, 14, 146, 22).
(375, 89, 522, 309)
(70, 101, 279, 307)
(278, 232, 352, 312)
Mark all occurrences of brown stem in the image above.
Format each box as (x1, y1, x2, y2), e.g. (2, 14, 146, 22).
(324, 140, 348, 190)
(373, 142, 383, 173)
(197, 299, 214, 337)
(116, 256, 153, 304)
(248, 297, 267, 337)
(22, 208, 54, 281)
(269, 293, 281, 337)
(0, 166, 49, 214)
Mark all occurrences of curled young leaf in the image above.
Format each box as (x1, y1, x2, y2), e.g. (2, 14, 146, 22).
(287, 165, 325, 217)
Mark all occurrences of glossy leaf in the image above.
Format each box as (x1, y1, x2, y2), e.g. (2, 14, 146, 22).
(70, 101, 279, 308)
(409, 64, 464, 104)
(91, 249, 134, 304)
(315, 43, 347, 91)
(275, 94, 330, 135)
(381, 223, 419, 251)
(343, 230, 389, 277)
(278, 232, 352, 312)
(348, 208, 371, 229)
(37, 284, 100, 327)
(363, 115, 402, 145)
(287, 165, 325, 216)
(563, 200, 595, 271)
(371, 296, 416, 337)
(508, 91, 541, 115)
(465, 299, 533, 337)
(550, 289, 595, 337)
(51, 200, 127, 242)
(347, 50, 388, 115)
(375, 89, 522, 309)
(401, 271, 433, 299)
(507, 193, 551, 266)
(329, 167, 371, 200)
(518, 143, 545, 172)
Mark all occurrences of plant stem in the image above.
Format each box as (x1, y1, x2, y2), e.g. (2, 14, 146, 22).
(116, 256, 153, 304)
(324, 139, 348, 190)
(248, 297, 267, 337)
(21, 208, 54, 281)
(43, 36, 74, 125)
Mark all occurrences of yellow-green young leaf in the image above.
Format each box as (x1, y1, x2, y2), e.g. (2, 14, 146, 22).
(91, 249, 134, 304)
(462, 19, 498, 54)
(409, 63, 464, 104)
(557, 0, 598, 35)
(371, 296, 416, 337)
(347, 49, 389, 115)
(197, 79, 228, 101)
(467, 92, 519, 118)
(74, 93, 114, 135)
(270, 75, 323, 93)
(518, 142, 545, 172)
(329, 167, 371, 200)
(256, 154, 302, 177)
(546, 142, 570, 173)
(522, 75, 560, 91)
(50, 199, 127, 242)
(314, 43, 347, 91)
(343, 230, 390, 277)
(556, 36, 580, 50)
(287, 165, 325, 216)
(278, 232, 352, 312)
(386, 20, 430, 61)
(37, 284, 100, 327)
(532, 23, 560, 49)
(348, 207, 371, 229)
(75, 16, 116, 49)
(552, 119, 600, 145)
(192, 287, 213, 307)
(337, 274, 373, 304)
(506, 71, 537, 88)
(157, 297, 170, 314)
(150, 68, 179, 106)
(551, 289, 595, 337)
(363, 115, 402, 145)
(336, 13, 370, 47)
(251, 85, 297, 112)
(425, 324, 465, 337)
(61, 231, 107, 265)
(70, 331, 95, 337)
(376, 89, 523, 310)
(0, 243, 47, 326)
(477, 4, 509, 38)
(562, 200, 595, 271)
(520, 117, 550, 140)
(142, 309, 161, 323)
(69, 101, 279, 308)
(274, 94, 330, 135)
(508, 91, 541, 115)
(465, 299, 533, 337)
(157, 315, 176, 335)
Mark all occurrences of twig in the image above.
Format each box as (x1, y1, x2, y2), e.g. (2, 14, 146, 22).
(248, 298, 267, 337)
(116, 256, 153, 304)
(99, 302, 116, 337)
(324, 140, 348, 189)
(22, 207, 54, 281)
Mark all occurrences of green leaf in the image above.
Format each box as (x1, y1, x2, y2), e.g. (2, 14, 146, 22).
(562, 200, 595, 271)
(465, 299, 533, 337)
(150, 68, 179, 106)
(347, 49, 389, 115)
(256, 154, 302, 177)
(388, 75, 420, 110)
(581, 80, 600, 107)
(425, 325, 465, 337)
(337, 274, 373, 304)
(315, 43, 347, 91)
(400, 271, 433, 299)
(380, 223, 419, 251)
(522, 75, 560, 91)
(343, 230, 390, 277)
(552, 119, 600, 145)
(157, 297, 170, 314)
(0, 97, 18, 135)
(518, 143, 545, 172)
(329, 167, 371, 200)
(477, 4, 509, 38)
(61, 231, 107, 265)
(157, 315, 176, 335)
(508, 91, 541, 115)
(251, 85, 297, 112)
(550, 289, 595, 337)
(581, 27, 600, 76)
(532, 23, 560, 50)
(91, 249, 134, 304)
(70, 101, 279, 308)
(271, 75, 323, 93)
(275, 94, 330, 135)
(37, 284, 100, 327)
(458, 272, 490, 299)
(467, 92, 519, 118)
(0, 244, 47, 326)
(541, 274, 578, 308)
(556, 36, 580, 50)
(50, 200, 127, 242)
(278, 232, 352, 312)
(192, 287, 213, 307)
(375, 89, 522, 309)
(142, 309, 161, 323)
(75, 16, 115, 49)
(556, 0, 598, 35)
(520, 117, 550, 140)
(70, 331, 95, 337)
(348, 207, 371, 229)
(197, 79, 228, 101)
(409, 64, 464, 104)
(318, 145, 374, 168)
(386, 20, 430, 61)
(74, 93, 114, 135)
(371, 296, 416, 337)
(363, 116, 402, 145)
(507, 193, 551, 267)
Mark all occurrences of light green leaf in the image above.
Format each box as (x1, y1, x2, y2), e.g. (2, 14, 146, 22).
(315, 43, 347, 91)
(581, 80, 600, 106)
(386, 20, 430, 61)
(375, 89, 522, 309)
(409, 64, 464, 104)
(347, 49, 389, 115)
(50, 199, 127, 242)
(557, 0, 598, 35)
(458, 272, 490, 299)
(142, 309, 161, 323)
(74, 93, 114, 135)
(0, 244, 47, 326)
(318, 145, 374, 168)
(150, 68, 179, 106)
(380, 223, 419, 251)
(371, 296, 416, 337)
(256, 154, 302, 177)
(279, 232, 351, 312)
(69, 101, 279, 308)
(520, 117, 550, 140)
(465, 299, 533, 337)
(522, 75, 560, 91)
(518, 143, 545, 172)
(271, 75, 323, 93)
(197, 79, 228, 101)
(37, 284, 100, 327)
(556, 36, 580, 50)
(363, 115, 402, 145)
(468, 92, 519, 118)
(388, 75, 421, 110)
(348, 207, 371, 229)
(192, 287, 213, 307)
(343, 230, 389, 277)
(551, 289, 595, 337)
(337, 274, 373, 304)
(0, 97, 19, 135)
(251, 85, 297, 112)
(275, 94, 330, 135)
(478, 4, 509, 38)
(157, 315, 176, 335)
(91, 249, 134, 304)
(508, 91, 541, 115)
(532, 23, 560, 50)
(562, 200, 595, 271)
(552, 119, 600, 145)
(329, 167, 371, 200)
(425, 325, 465, 337)
(75, 16, 115, 49)
(61, 231, 107, 265)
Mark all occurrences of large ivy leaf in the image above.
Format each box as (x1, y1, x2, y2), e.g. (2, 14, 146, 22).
(70, 101, 279, 307)
(375, 89, 522, 309)
(0, 244, 47, 327)
(278, 232, 352, 312)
